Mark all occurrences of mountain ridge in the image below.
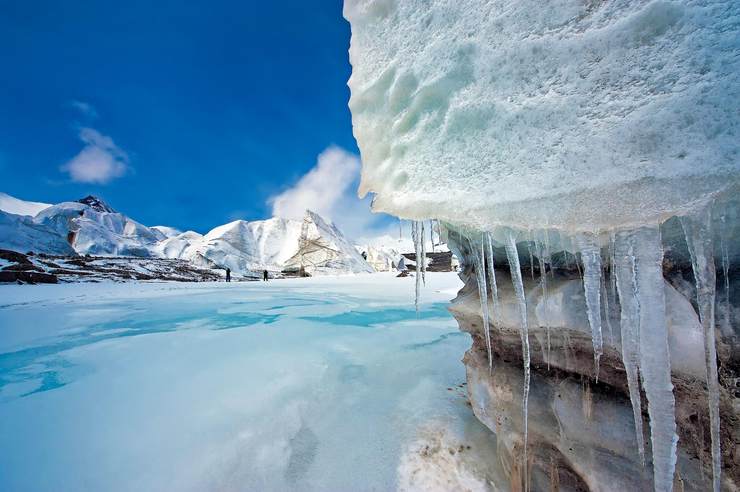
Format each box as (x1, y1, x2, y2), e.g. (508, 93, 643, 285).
(0, 192, 374, 276)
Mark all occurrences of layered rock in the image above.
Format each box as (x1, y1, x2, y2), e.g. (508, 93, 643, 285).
(444, 224, 738, 491)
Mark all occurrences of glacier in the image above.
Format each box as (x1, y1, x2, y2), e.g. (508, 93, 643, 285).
(344, 0, 739, 490)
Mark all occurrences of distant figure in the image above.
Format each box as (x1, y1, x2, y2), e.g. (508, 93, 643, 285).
(226, 268, 231, 282)
(263, 270, 269, 281)
(361, 251, 368, 260)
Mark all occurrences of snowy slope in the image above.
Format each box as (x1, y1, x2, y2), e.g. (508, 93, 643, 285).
(179, 211, 372, 276)
(153, 231, 204, 259)
(35, 198, 161, 256)
(180, 217, 303, 274)
(0, 210, 75, 255)
(283, 211, 373, 275)
(0, 192, 51, 217)
(151, 225, 183, 240)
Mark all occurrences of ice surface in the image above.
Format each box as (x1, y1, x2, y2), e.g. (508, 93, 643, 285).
(0, 273, 498, 492)
(345, 0, 739, 232)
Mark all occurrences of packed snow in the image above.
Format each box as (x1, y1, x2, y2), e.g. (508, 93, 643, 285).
(345, 0, 739, 232)
(0, 273, 505, 492)
(0, 192, 51, 217)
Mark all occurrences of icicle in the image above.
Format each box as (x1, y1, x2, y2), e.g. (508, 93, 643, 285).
(430, 220, 435, 253)
(623, 226, 678, 491)
(601, 275, 614, 347)
(505, 230, 531, 486)
(613, 233, 646, 465)
(411, 221, 422, 312)
(720, 214, 731, 334)
(537, 240, 550, 369)
(681, 209, 721, 492)
(485, 232, 502, 324)
(420, 221, 427, 285)
(470, 236, 493, 373)
(528, 230, 535, 281)
(576, 233, 604, 381)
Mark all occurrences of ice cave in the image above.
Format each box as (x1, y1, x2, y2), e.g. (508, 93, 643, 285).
(344, 1, 739, 490)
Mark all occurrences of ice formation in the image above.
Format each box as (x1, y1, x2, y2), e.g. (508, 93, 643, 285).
(504, 230, 530, 486)
(468, 235, 492, 373)
(345, 0, 739, 233)
(681, 208, 721, 492)
(576, 234, 604, 380)
(345, 0, 738, 489)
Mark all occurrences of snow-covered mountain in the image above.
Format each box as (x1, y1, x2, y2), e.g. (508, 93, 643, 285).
(150, 225, 182, 240)
(0, 210, 75, 255)
(282, 211, 374, 275)
(0, 192, 51, 217)
(181, 217, 304, 274)
(34, 196, 162, 257)
(0, 192, 374, 277)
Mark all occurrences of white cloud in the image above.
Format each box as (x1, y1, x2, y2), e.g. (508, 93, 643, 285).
(69, 100, 98, 119)
(269, 146, 391, 240)
(60, 128, 129, 184)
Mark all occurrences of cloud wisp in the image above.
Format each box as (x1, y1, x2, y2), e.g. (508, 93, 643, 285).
(60, 128, 129, 184)
(269, 146, 390, 240)
(69, 100, 98, 119)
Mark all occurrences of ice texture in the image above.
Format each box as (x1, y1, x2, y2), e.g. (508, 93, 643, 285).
(345, 0, 739, 232)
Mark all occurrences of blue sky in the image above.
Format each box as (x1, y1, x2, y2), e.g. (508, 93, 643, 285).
(0, 1, 391, 238)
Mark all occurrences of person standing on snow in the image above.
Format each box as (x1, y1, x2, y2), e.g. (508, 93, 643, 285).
(263, 270, 268, 281)
(225, 268, 231, 282)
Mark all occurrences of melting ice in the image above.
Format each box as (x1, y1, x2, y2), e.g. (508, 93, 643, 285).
(0, 274, 500, 492)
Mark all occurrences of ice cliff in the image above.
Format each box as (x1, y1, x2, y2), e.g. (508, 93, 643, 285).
(344, 0, 739, 490)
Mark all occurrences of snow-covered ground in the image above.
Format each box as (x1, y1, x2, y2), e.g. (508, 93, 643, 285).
(0, 273, 502, 491)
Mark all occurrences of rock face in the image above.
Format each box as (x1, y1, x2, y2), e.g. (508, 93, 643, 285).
(445, 231, 738, 491)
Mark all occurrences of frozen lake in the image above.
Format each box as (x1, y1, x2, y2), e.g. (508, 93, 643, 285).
(0, 273, 499, 491)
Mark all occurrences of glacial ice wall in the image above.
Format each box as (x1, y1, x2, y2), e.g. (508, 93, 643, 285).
(344, 1, 739, 491)
(345, 0, 739, 232)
